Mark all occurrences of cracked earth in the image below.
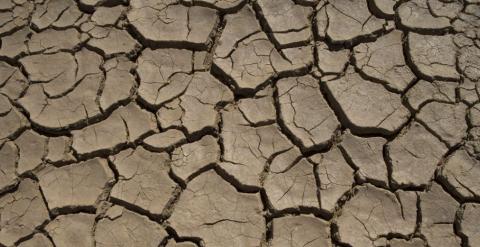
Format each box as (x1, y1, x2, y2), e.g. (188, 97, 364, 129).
(0, 0, 479, 246)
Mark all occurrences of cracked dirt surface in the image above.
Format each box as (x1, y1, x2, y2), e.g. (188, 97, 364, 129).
(0, 0, 479, 246)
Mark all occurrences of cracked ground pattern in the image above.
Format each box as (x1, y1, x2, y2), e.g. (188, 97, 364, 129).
(0, 0, 479, 246)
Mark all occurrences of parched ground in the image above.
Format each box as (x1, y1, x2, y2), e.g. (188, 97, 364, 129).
(0, 0, 479, 246)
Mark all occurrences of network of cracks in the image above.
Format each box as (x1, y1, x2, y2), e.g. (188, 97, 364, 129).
(0, 0, 480, 246)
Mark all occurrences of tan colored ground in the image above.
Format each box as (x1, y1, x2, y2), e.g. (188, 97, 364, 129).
(0, 0, 480, 246)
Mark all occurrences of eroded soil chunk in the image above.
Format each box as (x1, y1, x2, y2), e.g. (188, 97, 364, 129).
(325, 67, 410, 135)
(336, 185, 417, 247)
(37, 158, 114, 212)
(277, 75, 339, 150)
(95, 205, 168, 247)
(169, 170, 265, 247)
(0, 179, 50, 246)
(110, 147, 177, 216)
(0, 0, 476, 245)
